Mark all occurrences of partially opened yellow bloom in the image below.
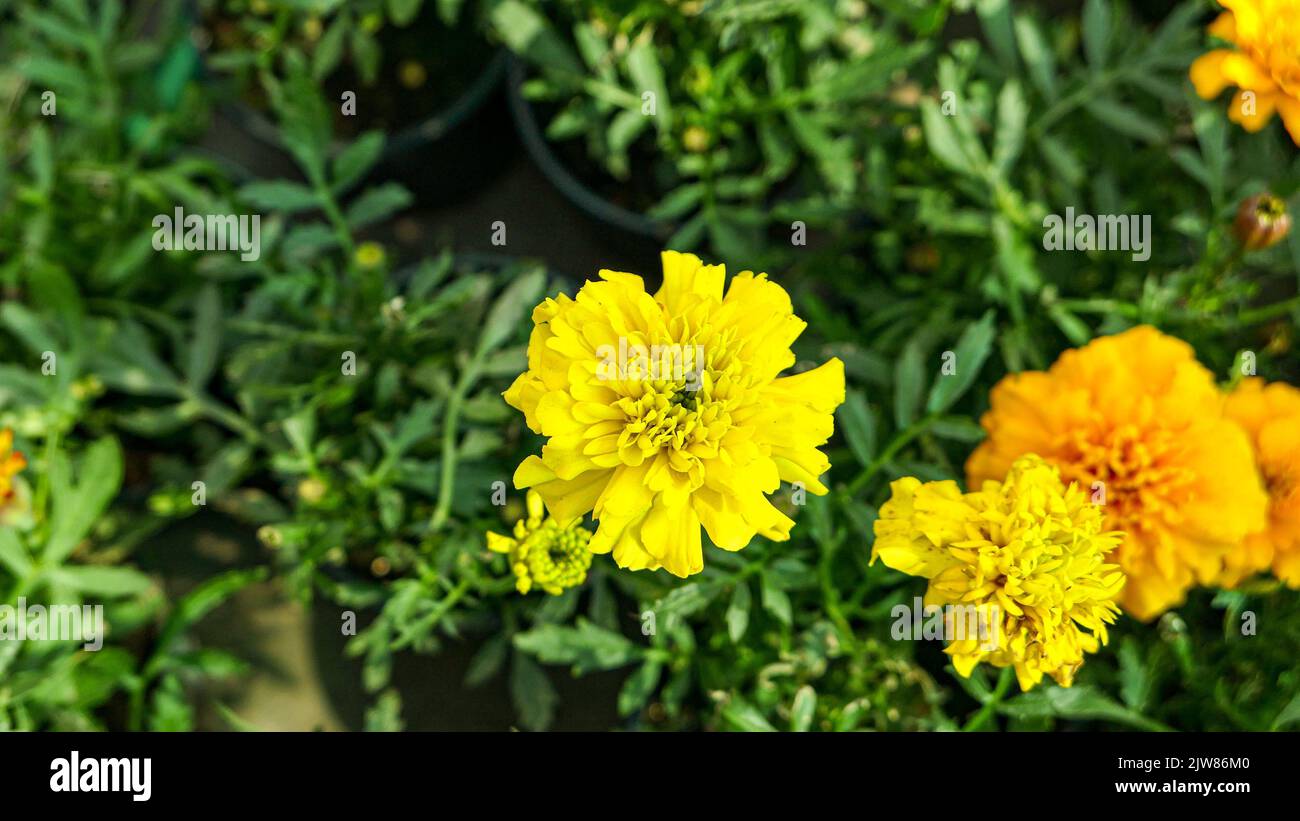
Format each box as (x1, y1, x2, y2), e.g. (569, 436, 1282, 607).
(966, 326, 1268, 621)
(1220, 378, 1300, 587)
(873, 455, 1125, 690)
(486, 490, 592, 595)
(504, 251, 845, 578)
(1190, 0, 1300, 143)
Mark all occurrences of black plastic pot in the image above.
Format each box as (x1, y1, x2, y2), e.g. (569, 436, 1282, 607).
(215, 42, 512, 208)
(505, 56, 675, 259)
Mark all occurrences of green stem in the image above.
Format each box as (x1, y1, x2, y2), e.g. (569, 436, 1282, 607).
(963, 667, 1014, 731)
(428, 357, 484, 533)
(844, 414, 938, 496)
(193, 392, 263, 444)
(1238, 294, 1300, 326)
(817, 536, 857, 653)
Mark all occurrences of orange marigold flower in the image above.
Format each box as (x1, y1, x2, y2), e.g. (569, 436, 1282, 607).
(1190, 0, 1300, 143)
(966, 326, 1268, 621)
(0, 429, 26, 504)
(1220, 378, 1300, 587)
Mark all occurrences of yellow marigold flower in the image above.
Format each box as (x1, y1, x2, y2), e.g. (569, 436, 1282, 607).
(967, 326, 1269, 621)
(504, 251, 845, 578)
(873, 455, 1125, 691)
(1220, 378, 1300, 587)
(487, 490, 593, 595)
(1190, 0, 1300, 143)
(0, 429, 26, 505)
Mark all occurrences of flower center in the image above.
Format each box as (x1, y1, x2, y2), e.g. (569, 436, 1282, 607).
(1055, 424, 1197, 530)
(523, 523, 592, 588)
(1263, 463, 1297, 504)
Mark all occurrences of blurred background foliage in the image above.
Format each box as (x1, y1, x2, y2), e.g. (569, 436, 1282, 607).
(0, 0, 1297, 731)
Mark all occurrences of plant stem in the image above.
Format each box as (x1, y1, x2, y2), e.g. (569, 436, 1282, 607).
(843, 414, 938, 497)
(428, 357, 483, 533)
(1239, 294, 1300, 326)
(962, 666, 1014, 731)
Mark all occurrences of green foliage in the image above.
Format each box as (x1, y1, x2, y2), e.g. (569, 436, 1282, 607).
(3, 0, 1300, 734)
(493, 0, 933, 262)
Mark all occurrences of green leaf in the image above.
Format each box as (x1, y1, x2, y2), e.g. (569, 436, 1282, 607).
(364, 690, 404, 732)
(147, 568, 267, 676)
(332, 131, 385, 194)
(238, 180, 320, 213)
(790, 685, 817, 732)
(1082, 0, 1112, 69)
(626, 38, 671, 132)
(0, 529, 33, 577)
(618, 660, 662, 717)
(512, 619, 640, 675)
(48, 565, 152, 596)
(726, 581, 752, 642)
(388, 0, 422, 26)
(1, 303, 58, 355)
(464, 634, 509, 687)
(215, 703, 263, 732)
(1084, 98, 1166, 143)
(93, 320, 183, 398)
(999, 685, 1169, 731)
(1014, 17, 1057, 98)
(926, 418, 984, 445)
(992, 81, 1026, 174)
(490, 0, 582, 76)
(992, 216, 1041, 292)
(312, 14, 349, 81)
(926, 310, 996, 414)
(975, 0, 1019, 69)
(721, 696, 777, 732)
(510, 651, 557, 731)
(477, 267, 546, 357)
(893, 338, 927, 429)
(921, 99, 974, 177)
(760, 573, 792, 626)
(345, 183, 413, 229)
(185, 284, 222, 389)
(838, 389, 877, 468)
(1117, 637, 1151, 711)
(46, 438, 124, 564)
(1272, 692, 1300, 730)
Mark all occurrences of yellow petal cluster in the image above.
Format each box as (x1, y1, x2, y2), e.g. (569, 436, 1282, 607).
(1190, 0, 1300, 143)
(1219, 378, 1300, 587)
(873, 455, 1125, 690)
(486, 490, 593, 596)
(504, 251, 844, 578)
(966, 326, 1269, 620)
